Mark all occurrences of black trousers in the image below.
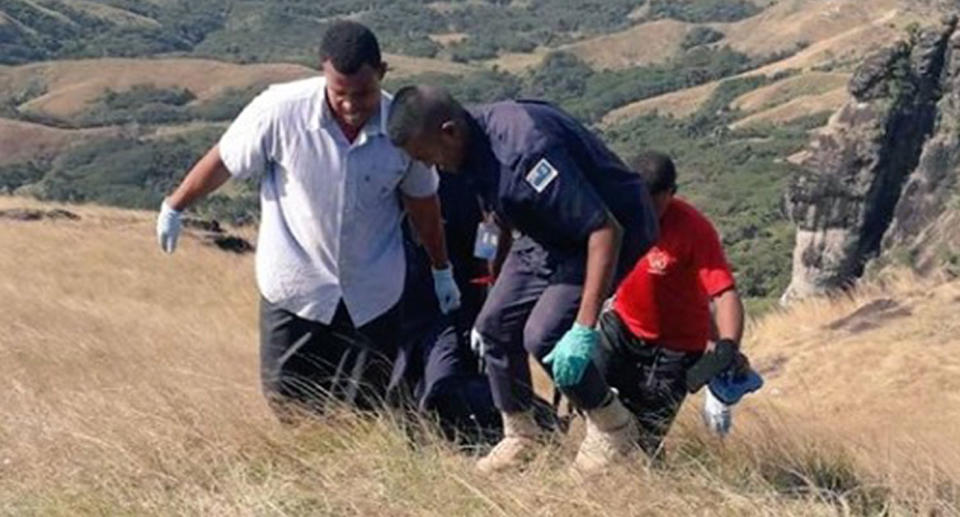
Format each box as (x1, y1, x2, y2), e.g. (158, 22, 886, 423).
(259, 297, 400, 420)
(594, 310, 702, 457)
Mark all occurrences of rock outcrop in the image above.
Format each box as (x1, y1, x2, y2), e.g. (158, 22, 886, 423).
(782, 17, 960, 302)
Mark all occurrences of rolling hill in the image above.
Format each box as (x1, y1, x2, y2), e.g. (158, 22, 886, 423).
(0, 0, 953, 308)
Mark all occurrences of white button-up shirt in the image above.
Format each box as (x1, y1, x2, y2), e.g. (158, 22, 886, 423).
(218, 77, 438, 326)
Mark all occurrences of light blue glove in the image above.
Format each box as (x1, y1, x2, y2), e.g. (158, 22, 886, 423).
(156, 200, 182, 254)
(432, 266, 462, 314)
(543, 323, 598, 388)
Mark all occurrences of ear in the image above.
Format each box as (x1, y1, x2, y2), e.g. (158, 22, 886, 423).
(376, 61, 388, 80)
(439, 120, 459, 139)
(440, 120, 458, 136)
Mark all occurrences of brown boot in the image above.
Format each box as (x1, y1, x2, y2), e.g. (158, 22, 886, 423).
(476, 410, 542, 474)
(572, 395, 639, 475)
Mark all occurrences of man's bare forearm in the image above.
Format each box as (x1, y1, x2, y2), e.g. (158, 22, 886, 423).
(403, 193, 450, 269)
(167, 145, 232, 211)
(576, 215, 622, 329)
(713, 288, 744, 345)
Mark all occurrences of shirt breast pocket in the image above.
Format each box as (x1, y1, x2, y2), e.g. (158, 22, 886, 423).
(354, 151, 405, 212)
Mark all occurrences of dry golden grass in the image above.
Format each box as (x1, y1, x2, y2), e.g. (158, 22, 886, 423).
(562, 19, 691, 70)
(1, 59, 316, 119)
(721, 0, 902, 57)
(732, 72, 849, 113)
(484, 51, 550, 75)
(384, 53, 477, 77)
(731, 87, 849, 128)
(602, 82, 720, 124)
(0, 56, 473, 121)
(492, 0, 911, 75)
(1, 197, 959, 516)
(0, 118, 120, 165)
(599, 0, 933, 127)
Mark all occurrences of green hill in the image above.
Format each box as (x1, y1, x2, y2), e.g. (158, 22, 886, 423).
(0, 0, 933, 305)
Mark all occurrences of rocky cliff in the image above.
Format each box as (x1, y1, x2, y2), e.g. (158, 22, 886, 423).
(782, 16, 960, 302)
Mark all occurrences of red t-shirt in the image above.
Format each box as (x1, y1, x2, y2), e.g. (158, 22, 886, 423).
(613, 198, 735, 353)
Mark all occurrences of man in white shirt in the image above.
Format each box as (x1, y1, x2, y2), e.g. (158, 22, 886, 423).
(155, 21, 460, 420)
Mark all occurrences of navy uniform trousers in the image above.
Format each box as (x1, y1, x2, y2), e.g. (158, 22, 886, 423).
(475, 236, 616, 413)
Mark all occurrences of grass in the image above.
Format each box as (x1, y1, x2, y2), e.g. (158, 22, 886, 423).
(731, 72, 849, 113)
(560, 19, 692, 70)
(1, 196, 959, 515)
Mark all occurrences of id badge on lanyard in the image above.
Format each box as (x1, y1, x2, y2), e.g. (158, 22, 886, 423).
(473, 220, 500, 260)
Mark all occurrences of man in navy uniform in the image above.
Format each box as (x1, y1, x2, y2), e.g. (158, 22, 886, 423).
(390, 172, 562, 446)
(387, 86, 659, 472)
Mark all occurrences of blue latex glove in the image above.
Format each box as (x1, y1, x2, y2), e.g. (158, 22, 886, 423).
(432, 266, 462, 314)
(543, 323, 598, 388)
(156, 199, 182, 253)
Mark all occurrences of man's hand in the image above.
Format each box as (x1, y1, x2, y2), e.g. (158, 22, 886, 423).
(432, 266, 462, 314)
(733, 351, 751, 377)
(543, 323, 598, 388)
(156, 200, 182, 253)
(702, 388, 732, 437)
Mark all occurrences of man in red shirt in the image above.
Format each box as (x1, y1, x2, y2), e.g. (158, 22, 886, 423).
(565, 151, 745, 474)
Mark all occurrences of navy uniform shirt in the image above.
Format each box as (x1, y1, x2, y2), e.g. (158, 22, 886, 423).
(462, 100, 658, 277)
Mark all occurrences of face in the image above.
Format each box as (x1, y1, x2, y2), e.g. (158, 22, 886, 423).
(652, 190, 673, 218)
(323, 60, 386, 129)
(402, 122, 467, 173)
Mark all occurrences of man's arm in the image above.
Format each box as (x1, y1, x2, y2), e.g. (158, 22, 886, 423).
(404, 193, 461, 314)
(402, 193, 450, 269)
(166, 145, 232, 210)
(712, 287, 744, 345)
(157, 145, 232, 253)
(711, 287, 749, 375)
(576, 213, 623, 329)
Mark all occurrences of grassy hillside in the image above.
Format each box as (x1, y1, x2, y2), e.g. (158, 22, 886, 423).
(0, 0, 765, 66)
(1, 197, 957, 515)
(0, 117, 117, 166)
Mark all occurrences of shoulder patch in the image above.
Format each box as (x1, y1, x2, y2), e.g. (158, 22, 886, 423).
(525, 158, 559, 193)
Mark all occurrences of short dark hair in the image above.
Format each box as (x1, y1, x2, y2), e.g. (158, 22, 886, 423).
(387, 85, 465, 146)
(320, 21, 382, 74)
(631, 151, 677, 195)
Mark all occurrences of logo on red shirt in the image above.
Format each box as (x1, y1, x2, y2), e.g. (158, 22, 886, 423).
(646, 248, 670, 275)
